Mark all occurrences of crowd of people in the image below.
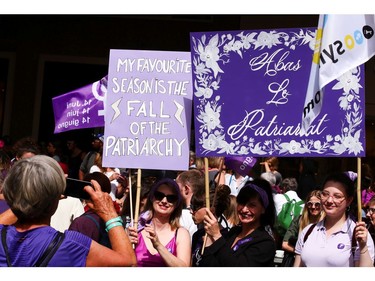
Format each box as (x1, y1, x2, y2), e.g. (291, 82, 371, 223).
(0, 135, 374, 267)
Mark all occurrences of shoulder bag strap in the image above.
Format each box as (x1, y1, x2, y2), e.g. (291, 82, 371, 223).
(303, 223, 316, 243)
(1, 226, 12, 267)
(351, 224, 357, 257)
(34, 231, 65, 267)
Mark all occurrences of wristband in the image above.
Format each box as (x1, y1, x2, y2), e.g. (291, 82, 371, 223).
(105, 221, 123, 232)
(105, 216, 123, 228)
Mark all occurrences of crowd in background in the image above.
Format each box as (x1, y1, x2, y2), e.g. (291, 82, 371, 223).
(0, 133, 375, 267)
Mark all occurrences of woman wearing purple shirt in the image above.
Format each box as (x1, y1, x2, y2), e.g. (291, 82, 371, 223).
(0, 155, 136, 267)
(294, 172, 374, 267)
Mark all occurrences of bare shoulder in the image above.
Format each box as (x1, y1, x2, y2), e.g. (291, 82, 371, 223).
(177, 227, 190, 239)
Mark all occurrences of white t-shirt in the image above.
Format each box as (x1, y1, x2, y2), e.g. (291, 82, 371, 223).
(89, 166, 119, 200)
(179, 209, 197, 241)
(225, 173, 250, 196)
(51, 196, 85, 232)
(273, 190, 304, 215)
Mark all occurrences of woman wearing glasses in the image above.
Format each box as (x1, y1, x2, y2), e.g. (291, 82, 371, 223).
(128, 178, 191, 266)
(294, 172, 374, 267)
(365, 196, 375, 266)
(281, 190, 325, 266)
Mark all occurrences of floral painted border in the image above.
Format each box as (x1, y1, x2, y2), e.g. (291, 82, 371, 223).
(191, 29, 364, 157)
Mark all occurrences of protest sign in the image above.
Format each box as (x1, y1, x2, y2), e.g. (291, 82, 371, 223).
(190, 27, 366, 157)
(103, 49, 193, 170)
(52, 76, 106, 133)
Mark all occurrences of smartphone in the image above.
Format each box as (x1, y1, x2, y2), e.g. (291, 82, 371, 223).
(64, 178, 93, 200)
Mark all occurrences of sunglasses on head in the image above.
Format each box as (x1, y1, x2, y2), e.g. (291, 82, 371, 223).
(307, 201, 321, 208)
(154, 190, 178, 204)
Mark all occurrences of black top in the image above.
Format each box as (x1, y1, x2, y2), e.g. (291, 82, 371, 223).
(199, 225, 276, 267)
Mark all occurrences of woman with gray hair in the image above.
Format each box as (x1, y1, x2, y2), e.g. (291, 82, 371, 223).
(0, 155, 136, 267)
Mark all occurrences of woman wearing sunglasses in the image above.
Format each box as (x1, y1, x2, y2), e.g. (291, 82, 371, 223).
(197, 178, 277, 266)
(128, 178, 191, 266)
(281, 190, 325, 266)
(294, 172, 374, 267)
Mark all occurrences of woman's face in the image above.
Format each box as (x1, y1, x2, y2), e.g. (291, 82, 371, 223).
(306, 195, 321, 216)
(321, 180, 352, 218)
(366, 202, 375, 226)
(190, 205, 205, 225)
(237, 196, 264, 225)
(152, 184, 178, 216)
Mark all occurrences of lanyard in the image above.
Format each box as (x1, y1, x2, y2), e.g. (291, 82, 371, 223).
(232, 236, 253, 252)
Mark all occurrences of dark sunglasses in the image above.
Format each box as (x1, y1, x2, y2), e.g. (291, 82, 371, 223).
(307, 201, 321, 208)
(154, 190, 178, 204)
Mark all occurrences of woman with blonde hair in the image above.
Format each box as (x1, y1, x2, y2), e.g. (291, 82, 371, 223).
(281, 189, 325, 266)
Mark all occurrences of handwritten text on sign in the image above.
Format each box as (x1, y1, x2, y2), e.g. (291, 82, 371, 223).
(190, 28, 365, 157)
(103, 50, 193, 170)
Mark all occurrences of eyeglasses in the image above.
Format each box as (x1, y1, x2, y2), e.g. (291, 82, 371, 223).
(307, 201, 321, 208)
(320, 190, 346, 204)
(367, 208, 375, 215)
(154, 190, 178, 204)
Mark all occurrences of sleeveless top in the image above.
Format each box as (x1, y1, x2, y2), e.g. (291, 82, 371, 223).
(0, 225, 91, 267)
(135, 228, 178, 267)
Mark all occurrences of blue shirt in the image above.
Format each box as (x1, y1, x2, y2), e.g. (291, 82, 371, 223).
(0, 225, 92, 267)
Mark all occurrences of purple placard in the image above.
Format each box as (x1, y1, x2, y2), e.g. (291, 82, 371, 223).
(224, 156, 257, 177)
(103, 49, 193, 170)
(190, 28, 366, 157)
(52, 76, 107, 133)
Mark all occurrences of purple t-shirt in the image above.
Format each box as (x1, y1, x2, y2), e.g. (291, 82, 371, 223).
(0, 225, 92, 267)
(0, 199, 9, 214)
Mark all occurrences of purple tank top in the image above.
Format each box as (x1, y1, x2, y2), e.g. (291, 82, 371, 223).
(135, 229, 178, 267)
(0, 225, 91, 266)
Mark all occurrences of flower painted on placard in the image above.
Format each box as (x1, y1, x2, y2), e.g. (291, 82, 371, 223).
(197, 102, 221, 133)
(253, 31, 282, 49)
(191, 28, 364, 157)
(197, 34, 224, 78)
(202, 134, 220, 151)
(195, 86, 213, 99)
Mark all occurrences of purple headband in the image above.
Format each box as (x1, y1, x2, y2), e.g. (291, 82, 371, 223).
(246, 183, 269, 208)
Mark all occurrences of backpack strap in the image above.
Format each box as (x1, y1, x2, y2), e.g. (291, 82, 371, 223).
(34, 232, 65, 267)
(1, 226, 12, 267)
(83, 213, 109, 244)
(283, 193, 290, 201)
(303, 223, 316, 243)
(83, 213, 101, 229)
(1, 226, 65, 267)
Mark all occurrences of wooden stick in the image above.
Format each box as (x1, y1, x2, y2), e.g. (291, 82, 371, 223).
(128, 169, 134, 226)
(201, 157, 211, 255)
(357, 157, 362, 222)
(133, 169, 142, 228)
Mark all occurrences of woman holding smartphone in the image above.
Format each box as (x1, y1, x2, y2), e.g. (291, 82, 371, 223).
(0, 155, 136, 267)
